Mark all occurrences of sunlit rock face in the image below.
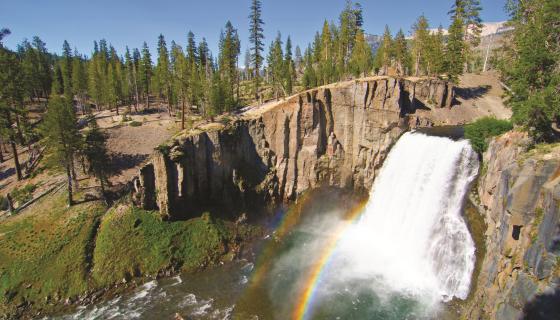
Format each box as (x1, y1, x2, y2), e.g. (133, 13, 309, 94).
(131, 77, 454, 219)
(464, 131, 560, 320)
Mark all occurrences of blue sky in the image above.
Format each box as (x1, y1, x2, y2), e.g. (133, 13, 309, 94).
(1, 0, 508, 58)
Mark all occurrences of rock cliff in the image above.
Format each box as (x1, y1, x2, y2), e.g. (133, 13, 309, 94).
(132, 77, 454, 219)
(465, 132, 560, 320)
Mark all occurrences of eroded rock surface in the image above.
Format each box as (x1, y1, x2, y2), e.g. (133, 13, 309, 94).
(132, 77, 452, 219)
(465, 132, 560, 320)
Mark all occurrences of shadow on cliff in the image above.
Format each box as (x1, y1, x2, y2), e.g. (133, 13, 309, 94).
(110, 153, 149, 175)
(522, 285, 560, 320)
(171, 124, 274, 222)
(455, 85, 491, 100)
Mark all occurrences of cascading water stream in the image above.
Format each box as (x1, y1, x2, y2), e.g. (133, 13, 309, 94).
(335, 131, 479, 303)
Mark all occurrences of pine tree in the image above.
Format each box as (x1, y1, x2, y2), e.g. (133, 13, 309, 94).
(87, 45, 102, 110)
(61, 40, 73, 100)
(219, 22, 241, 111)
(243, 48, 252, 81)
(124, 47, 139, 112)
(18, 40, 36, 102)
(41, 96, 81, 205)
(139, 42, 153, 109)
(374, 25, 393, 75)
(171, 42, 188, 129)
(32, 37, 52, 99)
(450, 0, 483, 47)
(312, 31, 322, 64)
(52, 63, 63, 96)
(249, 0, 265, 100)
(501, 0, 560, 141)
(0, 32, 24, 180)
(294, 45, 303, 74)
(267, 33, 285, 99)
(302, 45, 317, 89)
(445, 15, 465, 81)
(71, 52, 88, 114)
(107, 63, 119, 114)
(82, 120, 110, 199)
(339, 0, 364, 68)
(156, 34, 172, 112)
(393, 29, 410, 76)
(284, 36, 295, 95)
(0, 28, 10, 46)
(426, 26, 445, 75)
(209, 71, 225, 118)
(186, 32, 198, 65)
(412, 15, 430, 76)
(349, 29, 373, 77)
(319, 20, 335, 85)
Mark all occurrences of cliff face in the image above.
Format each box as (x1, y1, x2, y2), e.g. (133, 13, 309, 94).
(132, 77, 453, 219)
(465, 132, 560, 320)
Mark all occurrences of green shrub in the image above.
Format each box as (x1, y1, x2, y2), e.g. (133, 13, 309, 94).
(129, 120, 142, 127)
(11, 184, 37, 205)
(121, 114, 132, 122)
(0, 196, 8, 211)
(465, 117, 513, 153)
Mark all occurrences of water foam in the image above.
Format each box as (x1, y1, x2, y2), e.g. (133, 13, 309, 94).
(336, 132, 478, 303)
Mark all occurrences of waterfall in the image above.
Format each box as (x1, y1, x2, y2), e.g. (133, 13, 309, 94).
(337, 132, 479, 303)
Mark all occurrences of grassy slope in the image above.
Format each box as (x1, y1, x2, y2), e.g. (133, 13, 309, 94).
(92, 206, 257, 287)
(0, 190, 105, 315)
(0, 192, 260, 317)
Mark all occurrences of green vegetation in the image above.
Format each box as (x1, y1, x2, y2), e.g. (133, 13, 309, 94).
(40, 96, 82, 205)
(82, 121, 111, 196)
(464, 117, 513, 153)
(0, 191, 106, 316)
(10, 183, 37, 206)
(92, 206, 258, 287)
(0, 191, 261, 316)
(530, 207, 545, 244)
(499, 0, 560, 142)
(249, 0, 265, 99)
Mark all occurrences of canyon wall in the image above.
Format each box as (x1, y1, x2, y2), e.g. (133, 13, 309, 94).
(131, 77, 453, 219)
(465, 132, 560, 320)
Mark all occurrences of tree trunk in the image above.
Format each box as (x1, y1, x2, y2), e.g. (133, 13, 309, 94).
(66, 163, 74, 206)
(236, 58, 240, 103)
(6, 193, 14, 214)
(415, 54, 420, 77)
(14, 115, 25, 145)
(0, 137, 3, 163)
(181, 99, 186, 130)
(133, 68, 140, 113)
(71, 160, 79, 191)
(146, 89, 150, 109)
(10, 138, 22, 180)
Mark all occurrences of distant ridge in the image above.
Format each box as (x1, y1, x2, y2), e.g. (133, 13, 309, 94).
(366, 21, 513, 53)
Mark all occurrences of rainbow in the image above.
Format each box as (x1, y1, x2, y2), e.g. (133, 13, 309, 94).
(292, 200, 367, 320)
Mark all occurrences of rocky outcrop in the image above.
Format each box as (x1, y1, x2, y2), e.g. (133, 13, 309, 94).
(465, 132, 560, 320)
(132, 77, 453, 219)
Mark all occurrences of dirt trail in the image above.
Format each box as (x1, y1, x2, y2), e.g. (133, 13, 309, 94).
(416, 71, 512, 125)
